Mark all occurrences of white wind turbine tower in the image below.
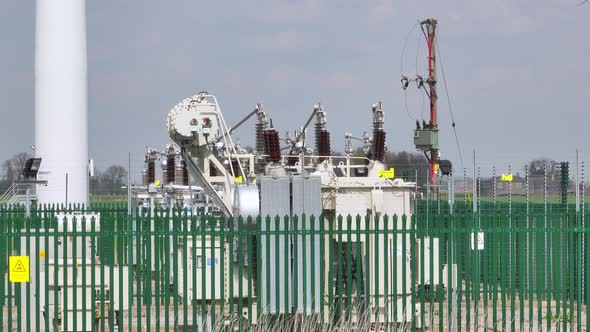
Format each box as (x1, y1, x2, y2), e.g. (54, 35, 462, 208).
(35, 0, 88, 205)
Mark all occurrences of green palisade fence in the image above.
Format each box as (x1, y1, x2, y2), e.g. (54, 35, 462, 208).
(0, 202, 587, 331)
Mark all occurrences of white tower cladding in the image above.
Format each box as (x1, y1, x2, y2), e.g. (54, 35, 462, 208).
(35, 0, 88, 205)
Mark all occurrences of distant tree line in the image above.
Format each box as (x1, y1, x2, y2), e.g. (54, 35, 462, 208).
(0, 152, 127, 196)
(0, 152, 31, 192)
(383, 151, 430, 185)
(349, 148, 430, 186)
(90, 165, 128, 195)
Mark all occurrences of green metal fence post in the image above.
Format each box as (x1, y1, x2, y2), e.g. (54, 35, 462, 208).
(345, 215, 352, 325)
(374, 214, 380, 326)
(354, 215, 365, 326)
(336, 215, 343, 325)
(245, 216, 253, 326)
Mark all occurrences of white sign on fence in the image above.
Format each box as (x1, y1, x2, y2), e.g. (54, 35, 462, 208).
(471, 232, 484, 250)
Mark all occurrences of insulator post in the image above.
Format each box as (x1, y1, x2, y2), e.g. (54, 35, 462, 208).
(371, 130, 386, 162)
(370, 102, 386, 162)
(166, 152, 176, 184)
(317, 130, 331, 161)
(264, 129, 281, 163)
(145, 148, 157, 184)
(255, 110, 269, 173)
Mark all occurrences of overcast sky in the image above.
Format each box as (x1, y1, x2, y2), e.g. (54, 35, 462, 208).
(1, 0, 588, 177)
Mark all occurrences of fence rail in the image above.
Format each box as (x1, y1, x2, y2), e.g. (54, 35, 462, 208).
(0, 203, 587, 331)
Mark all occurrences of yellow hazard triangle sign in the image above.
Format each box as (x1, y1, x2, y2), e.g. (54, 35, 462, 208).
(9, 256, 29, 283)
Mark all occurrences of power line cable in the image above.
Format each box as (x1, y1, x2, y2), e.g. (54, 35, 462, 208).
(400, 22, 419, 74)
(435, 36, 464, 168)
(420, 88, 426, 120)
(400, 22, 422, 122)
(403, 90, 415, 121)
(415, 32, 422, 75)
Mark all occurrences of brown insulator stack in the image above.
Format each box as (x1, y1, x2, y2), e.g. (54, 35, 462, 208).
(147, 159, 155, 184)
(371, 130, 386, 162)
(166, 154, 175, 184)
(264, 129, 281, 163)
(317, 130, 331, 161)
(315, 121, 323, 152)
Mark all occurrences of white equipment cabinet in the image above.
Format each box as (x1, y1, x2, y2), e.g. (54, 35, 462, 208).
(39, 260, 129, 332)
(178, 236, 254, 301)
(323, 174, 436, 326)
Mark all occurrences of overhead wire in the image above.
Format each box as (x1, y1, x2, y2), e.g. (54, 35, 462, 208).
(420, 87, 426, 120)
(400, 22, 424, 122)
(400, 22, 419, 75)
(435, 35, 464, 168)
(414, 32, 422, 84)
(403, 90, 414, 121)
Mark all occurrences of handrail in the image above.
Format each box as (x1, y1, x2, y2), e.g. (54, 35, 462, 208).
(0, 183, 17, 205)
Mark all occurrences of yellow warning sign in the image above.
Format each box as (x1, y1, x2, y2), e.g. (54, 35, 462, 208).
(434, 164, 440, 171)
(378, 168, 395, 179)
(501, 174, 513, 182)
(9, 256, 29, 283)
(235, 176, 243, 183)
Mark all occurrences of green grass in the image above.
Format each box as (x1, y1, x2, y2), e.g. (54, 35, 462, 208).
(437, 192, 589, 204)
(89, 194, 127, 204)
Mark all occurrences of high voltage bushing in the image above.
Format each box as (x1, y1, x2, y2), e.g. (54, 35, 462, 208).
(317, 129, 331, 162)
(314, 121, 323, 152)
(264, 129, 281, 163)
(255, 114, 269, 174)
(145, 148, 158, 185)
(146, 158, 155, 184)
(372, 130, 386, 162)
(166, 153, 175, 184)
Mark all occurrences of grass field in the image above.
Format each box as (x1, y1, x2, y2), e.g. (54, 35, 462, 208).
(438, 191, 588, 205)
(89, 194, 127, 204)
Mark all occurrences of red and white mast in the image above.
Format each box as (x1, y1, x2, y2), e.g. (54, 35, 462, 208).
(422, 18, 438, 185)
